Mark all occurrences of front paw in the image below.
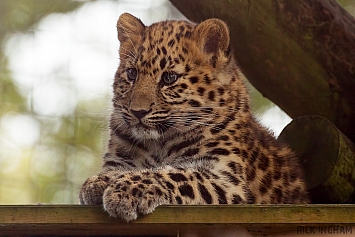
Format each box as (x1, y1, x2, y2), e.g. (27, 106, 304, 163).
(103, 179, 169, 222)
(79, 174, 110, 205)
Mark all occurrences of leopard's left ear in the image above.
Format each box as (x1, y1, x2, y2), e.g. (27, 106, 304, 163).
(193, 19, 230, 65)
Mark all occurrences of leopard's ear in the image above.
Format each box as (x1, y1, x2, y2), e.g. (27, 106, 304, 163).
(117, 13, 145, 45)
(193, 19, 230, 66)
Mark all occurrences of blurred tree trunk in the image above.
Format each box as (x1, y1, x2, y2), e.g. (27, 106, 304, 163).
(278, 115, 355, 203)
(169, 0, 355, 143)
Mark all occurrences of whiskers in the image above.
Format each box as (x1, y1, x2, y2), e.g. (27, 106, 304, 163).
(77, 101, 112, 135)
(166, 106, 240, 133)
(109, 103, 243, 139)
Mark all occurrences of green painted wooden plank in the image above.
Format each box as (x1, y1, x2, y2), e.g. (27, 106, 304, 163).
(1, 205, 355, 224)
(1, 205, 355, 236)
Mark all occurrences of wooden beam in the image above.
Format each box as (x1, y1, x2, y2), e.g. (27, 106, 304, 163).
(1, 205, 355, 236)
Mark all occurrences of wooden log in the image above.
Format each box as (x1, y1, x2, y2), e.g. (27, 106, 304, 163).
(278, 115, 355, 204)
(169, 0, 355, 143)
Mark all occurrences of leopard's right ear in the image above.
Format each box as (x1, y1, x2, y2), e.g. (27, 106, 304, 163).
(192, 19, 230, 68)
(117, 13, 145, 44)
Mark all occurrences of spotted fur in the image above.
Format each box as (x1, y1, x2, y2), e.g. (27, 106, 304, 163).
(79, 13, 309, 222)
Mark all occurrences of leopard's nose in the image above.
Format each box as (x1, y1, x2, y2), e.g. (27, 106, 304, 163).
(130, 109, 151, 119)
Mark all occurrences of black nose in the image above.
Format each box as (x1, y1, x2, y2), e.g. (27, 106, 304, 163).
(130, 109, 150, 119)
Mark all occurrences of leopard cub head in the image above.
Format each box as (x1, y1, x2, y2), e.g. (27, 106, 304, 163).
(112, 13, 243, 141)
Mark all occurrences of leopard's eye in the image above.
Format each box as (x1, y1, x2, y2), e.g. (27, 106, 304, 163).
(161, 71, 179, 85)
(126, 68, 137, 81)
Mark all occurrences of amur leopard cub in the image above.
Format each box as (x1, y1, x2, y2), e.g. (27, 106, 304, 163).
(79, 13, 309, 221)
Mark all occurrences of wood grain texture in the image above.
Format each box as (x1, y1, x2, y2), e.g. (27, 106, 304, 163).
(1, 205, 355, 236)
(169, 0, 355, 143)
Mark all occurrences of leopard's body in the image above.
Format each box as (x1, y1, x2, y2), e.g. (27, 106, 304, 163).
(79, 13, 309, 221)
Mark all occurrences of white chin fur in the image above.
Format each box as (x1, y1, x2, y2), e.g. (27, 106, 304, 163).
(132, 127, 161, 140)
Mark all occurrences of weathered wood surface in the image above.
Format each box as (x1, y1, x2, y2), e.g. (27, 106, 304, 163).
(279, 115, 355, 204)
(169, 0, 355, 143)
(1, 205, 355, 236)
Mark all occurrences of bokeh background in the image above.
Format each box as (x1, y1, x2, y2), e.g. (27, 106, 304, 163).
(1, 0, 354, 204)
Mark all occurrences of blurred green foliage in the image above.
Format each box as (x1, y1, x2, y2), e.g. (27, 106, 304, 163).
(0, 0, 106, 204)
(0, 1, 82, 38)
